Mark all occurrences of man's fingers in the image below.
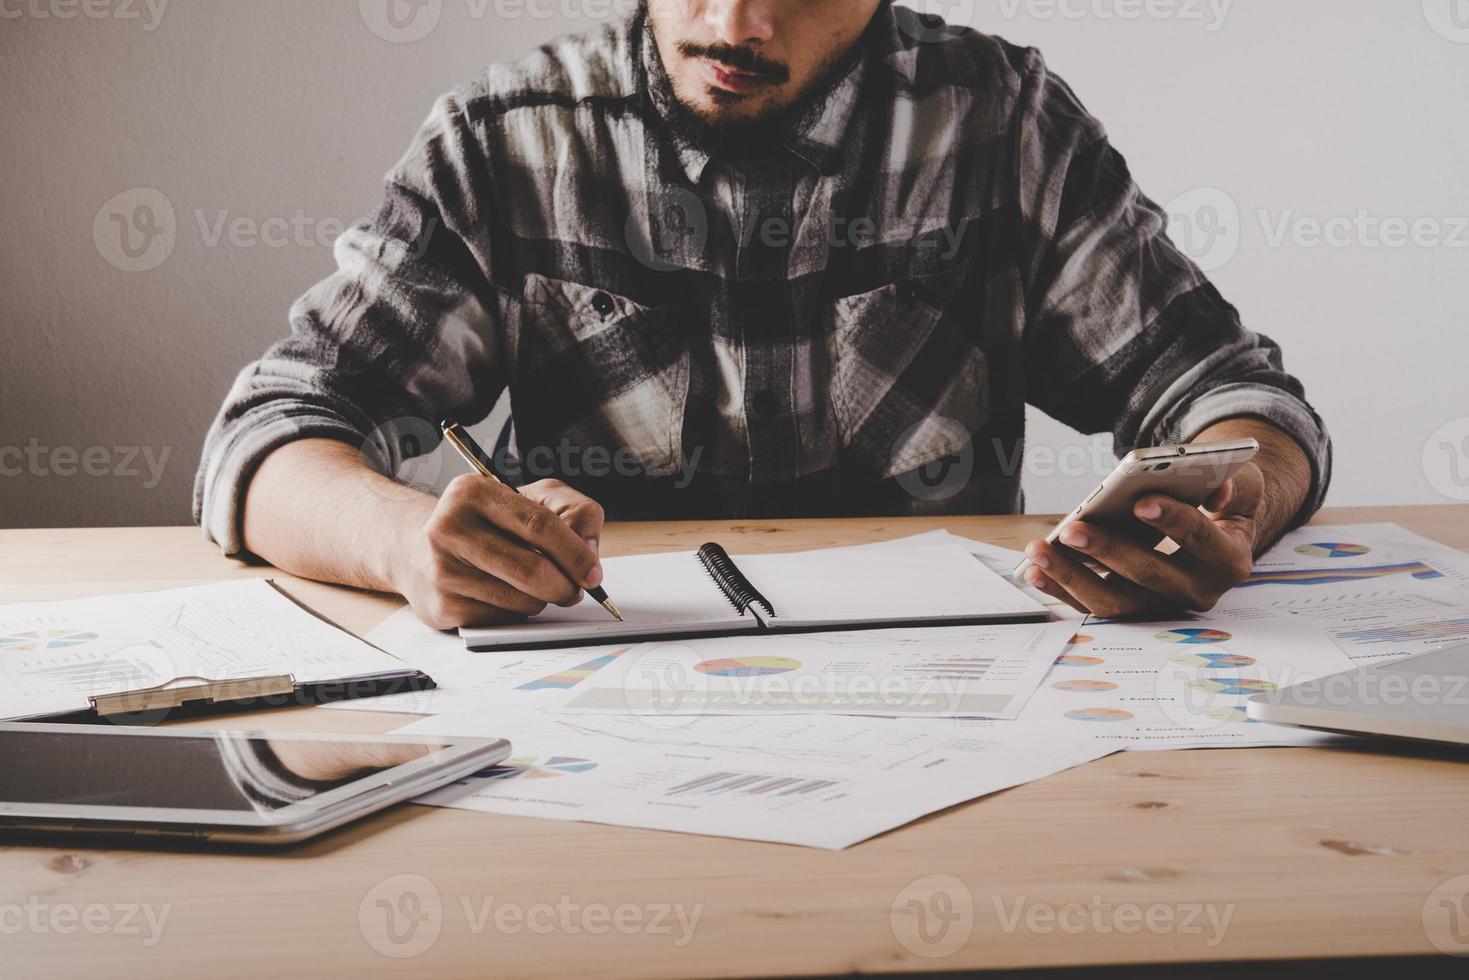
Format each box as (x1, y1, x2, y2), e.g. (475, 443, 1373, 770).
(434, 553, 553, 617)
(1133, 496, 1228, 560)
(1021, 566, 1091, 615)
(448, 476, 602, 589)
(1057, 522, 1213, 610)
(1023, 540, 1158, 618)
(524, 479, 606, 555)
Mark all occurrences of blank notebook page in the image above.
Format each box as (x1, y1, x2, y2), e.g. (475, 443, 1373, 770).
(735, 544, 1046, 628)
(459, 550, 749, 646)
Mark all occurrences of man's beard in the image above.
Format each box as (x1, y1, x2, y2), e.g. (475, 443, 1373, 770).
(655, 33, 855, 165)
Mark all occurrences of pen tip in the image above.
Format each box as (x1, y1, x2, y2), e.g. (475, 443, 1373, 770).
(602, 598, 624, 622)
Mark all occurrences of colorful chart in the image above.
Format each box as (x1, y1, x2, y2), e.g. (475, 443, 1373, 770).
(1206, 706, 1254, 724)
(1191, 678, 1276, 696)
(474, 756, 598, 781)
(517, 650, 624, 691)
(1068, 634, 1095, 645)
(1065, 708, 1134, 722)
(1335, 618, 1469, 646)
(1155, 628, 1233, 645)
(694, 656, 801, 678)
(1170, 652, 1258, 669)
(0, 629, 100, 653)
(1295, 543, 1371, 559)
(1240, 561, 1444, 588)
(1055, 654, 1105, 667)
(1051, 679, 1119, 693)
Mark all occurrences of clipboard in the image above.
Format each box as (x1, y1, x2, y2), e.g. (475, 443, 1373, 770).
(31, 669, 437, 725)
(1, 579, 437, 725)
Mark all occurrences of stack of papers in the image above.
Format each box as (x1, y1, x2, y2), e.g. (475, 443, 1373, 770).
(336, 523, 1469, 849)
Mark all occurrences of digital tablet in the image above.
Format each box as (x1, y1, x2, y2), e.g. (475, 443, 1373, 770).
(0, 723, 510, 845)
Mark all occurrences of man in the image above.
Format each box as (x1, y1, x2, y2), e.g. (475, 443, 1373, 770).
(196, 0, 1330, 628)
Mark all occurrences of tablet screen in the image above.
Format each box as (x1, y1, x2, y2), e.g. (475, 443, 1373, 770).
(0, 729, 448, 813)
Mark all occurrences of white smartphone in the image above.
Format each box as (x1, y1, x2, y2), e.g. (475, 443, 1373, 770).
(0, 724, 510, 846)
(1012, 438, 1259, 584)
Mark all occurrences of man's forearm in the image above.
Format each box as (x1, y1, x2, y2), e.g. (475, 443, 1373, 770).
(1193, 417, 1313, 551)
(241, 439, 434, 594)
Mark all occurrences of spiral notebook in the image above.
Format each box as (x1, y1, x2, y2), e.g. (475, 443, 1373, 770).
(459, 543, 1049, 650)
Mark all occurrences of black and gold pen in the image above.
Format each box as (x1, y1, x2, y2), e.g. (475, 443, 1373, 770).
(440, 420, 623, 622)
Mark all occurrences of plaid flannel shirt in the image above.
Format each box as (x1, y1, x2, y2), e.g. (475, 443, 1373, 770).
(196, 2, 1330, 554)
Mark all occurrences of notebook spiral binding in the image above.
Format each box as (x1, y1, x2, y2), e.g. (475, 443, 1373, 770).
(696, 543, 777, 619)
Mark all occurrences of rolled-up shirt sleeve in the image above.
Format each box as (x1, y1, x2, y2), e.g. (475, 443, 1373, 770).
(1016, 49, 1332, 524)
(194, 94, 506, 556)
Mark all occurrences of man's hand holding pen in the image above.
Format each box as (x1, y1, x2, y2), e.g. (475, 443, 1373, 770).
(397, 472, 608, 630)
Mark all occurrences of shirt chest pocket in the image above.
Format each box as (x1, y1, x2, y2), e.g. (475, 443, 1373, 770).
(507, 274, 690, 476)
(827, 261, 990, 479)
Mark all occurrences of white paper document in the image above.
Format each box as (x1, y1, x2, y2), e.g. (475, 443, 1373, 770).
(1217, 523, 1469, 665)
(0, 580, 417, 721)
(554, 621, 1071, 719)
(403, 711, 1113, 849)
(324, 605, 631, 716)
(1014, 611, 1356, 751)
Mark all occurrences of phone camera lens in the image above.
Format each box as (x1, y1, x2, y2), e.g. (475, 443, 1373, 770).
(1154, 462, 1172, 472)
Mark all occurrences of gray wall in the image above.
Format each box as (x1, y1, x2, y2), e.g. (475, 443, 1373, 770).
(2, 0, 1467, 529)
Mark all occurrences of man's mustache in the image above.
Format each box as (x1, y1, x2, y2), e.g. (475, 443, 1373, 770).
(676, 41, 791, 82)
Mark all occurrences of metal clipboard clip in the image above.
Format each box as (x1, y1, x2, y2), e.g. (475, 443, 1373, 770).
(88, 674, 298, 718)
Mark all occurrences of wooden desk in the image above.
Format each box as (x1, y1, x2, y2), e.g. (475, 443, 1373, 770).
(4, 507, 1469, 978)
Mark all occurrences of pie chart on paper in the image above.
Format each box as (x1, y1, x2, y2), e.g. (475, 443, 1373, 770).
(1170, 652, 1257, 669)
(1295, 543, 1371, 559)
(476, 756, 599, 781)
(1155, 628, 1233, 645)
(694, 656, 801, 677)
